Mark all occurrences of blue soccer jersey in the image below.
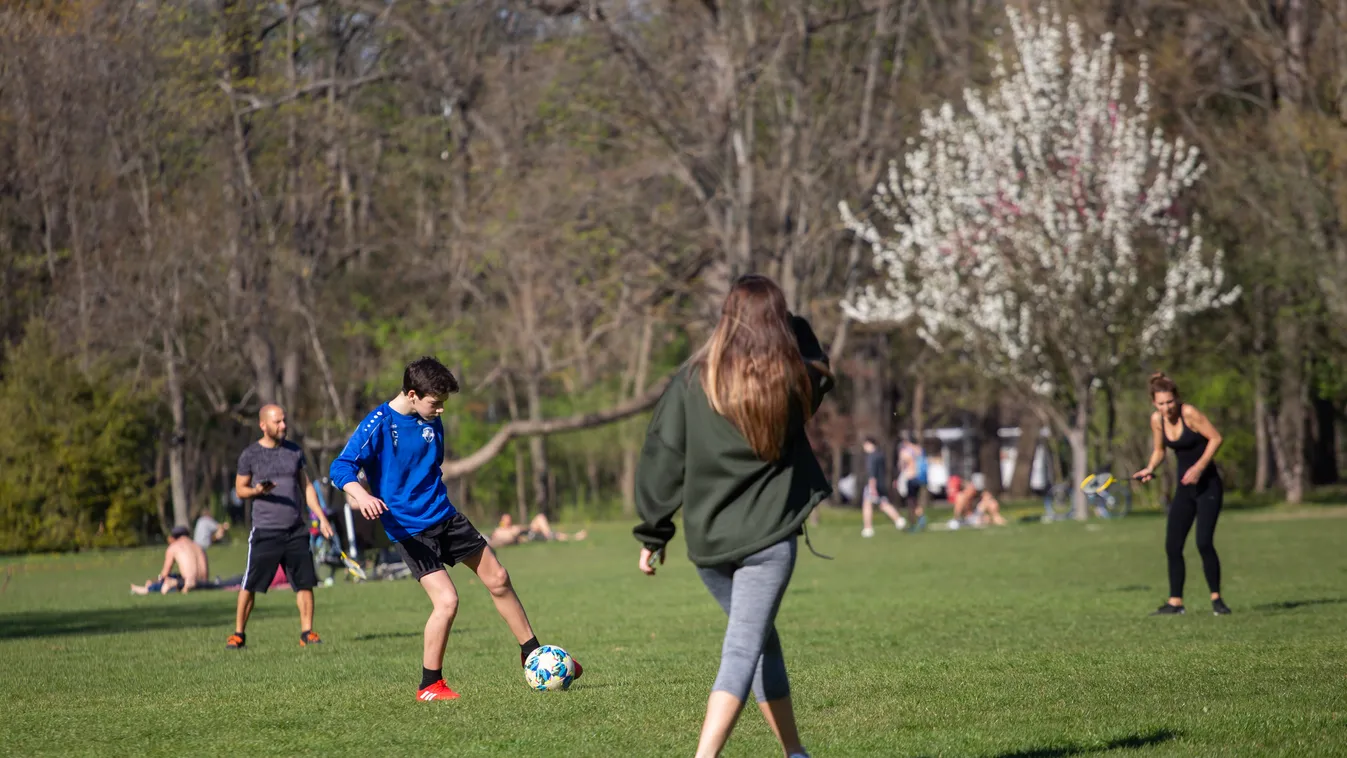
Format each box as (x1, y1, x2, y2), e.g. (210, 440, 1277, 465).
(330, 403, 457, 541)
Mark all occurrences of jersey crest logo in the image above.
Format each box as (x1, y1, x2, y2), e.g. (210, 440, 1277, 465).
(422, 426, 435, 443)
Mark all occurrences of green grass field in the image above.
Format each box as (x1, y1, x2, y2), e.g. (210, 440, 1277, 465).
(3, 506, 1346, 757)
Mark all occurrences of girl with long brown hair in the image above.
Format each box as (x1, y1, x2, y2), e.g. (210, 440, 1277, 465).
(1134, 372, 1231, 616)
(633, 274, 834, 758)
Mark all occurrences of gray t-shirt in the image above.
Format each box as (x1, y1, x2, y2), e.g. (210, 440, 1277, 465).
(236, 440, 307, 531)
(193, 516, 220, 549)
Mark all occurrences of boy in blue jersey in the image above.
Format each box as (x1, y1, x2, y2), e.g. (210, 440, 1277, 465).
(330, 356, 582, 701)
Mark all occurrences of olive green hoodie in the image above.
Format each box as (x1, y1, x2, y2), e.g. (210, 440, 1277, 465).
(632, 316, 834, 567)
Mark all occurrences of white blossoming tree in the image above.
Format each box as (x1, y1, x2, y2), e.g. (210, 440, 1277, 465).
(839, 4, 1240, 518)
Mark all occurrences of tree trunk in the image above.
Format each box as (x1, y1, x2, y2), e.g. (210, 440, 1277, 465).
(1008, 409, 1041, 497)
(503, 373, 528, 523)
(280, 345, 301, 412)
(246, 332, 278, 406)
(1250, 305, 1271, 495)
(525, 374, 550, 516)
(978, 400, 1003, 495)
(1272, 313, 1307, 504)
(1068, 384, 1090, 519)
(163, 329, 190, 528)
(620, 314, 655, 516)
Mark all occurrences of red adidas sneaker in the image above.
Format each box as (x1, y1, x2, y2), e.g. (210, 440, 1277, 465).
(416, 679, 460, 701)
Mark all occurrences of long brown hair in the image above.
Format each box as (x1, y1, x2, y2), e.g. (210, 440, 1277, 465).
(691, 275, 814, 461)
(1148, 371, 1180, 400)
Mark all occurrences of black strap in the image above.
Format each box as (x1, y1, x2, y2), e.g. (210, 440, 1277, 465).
(802, 523, 833, 560)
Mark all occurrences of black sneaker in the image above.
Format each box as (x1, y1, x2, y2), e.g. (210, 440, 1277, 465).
(1150, 603, 1185, 616)
(1212, 598, 1232, 615)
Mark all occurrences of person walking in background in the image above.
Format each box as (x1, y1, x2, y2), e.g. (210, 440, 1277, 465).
(634, 274, 834, 758)
(861, 437, 907, 537)
(896, 435, 928, 531)
(1134, 372, 1231, 616)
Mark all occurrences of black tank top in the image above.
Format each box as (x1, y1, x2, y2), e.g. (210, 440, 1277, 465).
(1163, 405, 1210, 483)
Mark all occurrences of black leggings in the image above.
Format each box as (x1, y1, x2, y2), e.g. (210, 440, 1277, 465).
(1165, 476, 1223, 598)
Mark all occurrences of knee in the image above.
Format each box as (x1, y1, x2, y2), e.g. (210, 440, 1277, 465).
(1196, 536, 1217, 556)
(429, 589, 459, 617)
(482, 563, 513, 598)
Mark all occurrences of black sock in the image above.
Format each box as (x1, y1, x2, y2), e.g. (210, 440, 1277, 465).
(234, 632, 246, 641)
(520, 636, 540, 664)
(421, 667, 442, 689)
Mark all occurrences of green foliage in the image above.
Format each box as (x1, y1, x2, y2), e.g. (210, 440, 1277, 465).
(0, 320, 161, 553)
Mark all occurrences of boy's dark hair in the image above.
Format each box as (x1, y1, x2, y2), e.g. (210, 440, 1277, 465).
(170, 525, 190, 539)
(404, 356, 460, 398)
(863, 436, 878, 446)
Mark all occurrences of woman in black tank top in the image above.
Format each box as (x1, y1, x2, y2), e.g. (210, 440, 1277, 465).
(1134, 372, 1232, 616)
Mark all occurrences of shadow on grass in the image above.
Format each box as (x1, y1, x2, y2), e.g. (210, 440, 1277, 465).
(0, 600, 280, 640)
(987, 729, 1179, 757)
(1252, 598, 1346, 612)
(351, 631, 425, 642)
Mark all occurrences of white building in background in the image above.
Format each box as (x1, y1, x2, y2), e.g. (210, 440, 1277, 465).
(838, 425, 1053, 503)
(914, 426, 1053, 497)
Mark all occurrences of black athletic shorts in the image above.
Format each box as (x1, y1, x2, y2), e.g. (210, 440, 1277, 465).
(242, 523, 317, 593)
(395, 512, 489, 580)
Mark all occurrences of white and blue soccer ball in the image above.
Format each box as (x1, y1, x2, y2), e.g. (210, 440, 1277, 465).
(524, 644, 574, 691)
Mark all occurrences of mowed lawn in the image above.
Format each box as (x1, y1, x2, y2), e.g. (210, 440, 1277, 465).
(2, 507, 1346, 757)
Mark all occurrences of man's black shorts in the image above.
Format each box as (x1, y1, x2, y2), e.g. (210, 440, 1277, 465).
(395, 512, 489, 580)
(242, 523, 317, 593)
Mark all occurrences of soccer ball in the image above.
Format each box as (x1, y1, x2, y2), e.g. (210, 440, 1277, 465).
(524, 645, 575, 691)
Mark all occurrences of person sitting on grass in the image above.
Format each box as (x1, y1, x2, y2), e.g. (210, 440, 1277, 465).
(947, 475, 1007, 528)
(131, 526, 211, 594)
(488, 513, 588, 548)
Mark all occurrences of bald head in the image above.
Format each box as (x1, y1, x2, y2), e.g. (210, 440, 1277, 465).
(258, 404, 288, 444)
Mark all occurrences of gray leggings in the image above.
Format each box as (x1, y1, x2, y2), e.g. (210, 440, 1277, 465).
(696, 537, 798, 703)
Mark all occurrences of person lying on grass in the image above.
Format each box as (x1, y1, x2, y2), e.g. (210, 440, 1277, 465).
(487, 513, 588, 549)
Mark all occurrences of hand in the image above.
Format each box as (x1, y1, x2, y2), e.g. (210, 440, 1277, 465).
(639, 546, 663, 575)
(1133, 468, 1154, 483)
(252, 481, 276, 498)
(354, 492, 388, 519)
(318, 518, 334, 540)
(1181, 465, 1204, 486)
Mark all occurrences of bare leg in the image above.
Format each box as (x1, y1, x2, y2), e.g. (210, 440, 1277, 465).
(529, 513, 553, 540)
(877, 499, 904, 526)
(861, 499, 875, 532)
(297, 589, 314, 631)
(234, 589, 255, 633)
(461, 546, 535, 643)
(758, 697, 805, 757)
(417, 570, 460, 670)
(695, 691, 747, 758)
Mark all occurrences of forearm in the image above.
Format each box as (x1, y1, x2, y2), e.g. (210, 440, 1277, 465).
(305, 486, 327, 520)
(1195, 439, 1222, 470)
(342, 481, 371, 502)
(1146, 450, 1165, 472)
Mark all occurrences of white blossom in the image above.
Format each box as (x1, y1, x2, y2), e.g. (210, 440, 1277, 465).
(839, 4, 1239, 397)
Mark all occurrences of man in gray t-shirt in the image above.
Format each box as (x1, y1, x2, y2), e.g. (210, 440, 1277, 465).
(236, 439, 308, 531)
(228, 403, 334, 651)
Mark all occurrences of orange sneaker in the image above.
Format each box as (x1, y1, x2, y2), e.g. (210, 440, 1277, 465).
(226, 633, 245, 650)
(299, 630, 323, 646)
(417, 679, 460, 701)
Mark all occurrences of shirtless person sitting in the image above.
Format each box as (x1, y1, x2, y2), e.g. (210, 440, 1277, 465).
(131, 526, 213, 594)
(487, 513, 587, 548)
